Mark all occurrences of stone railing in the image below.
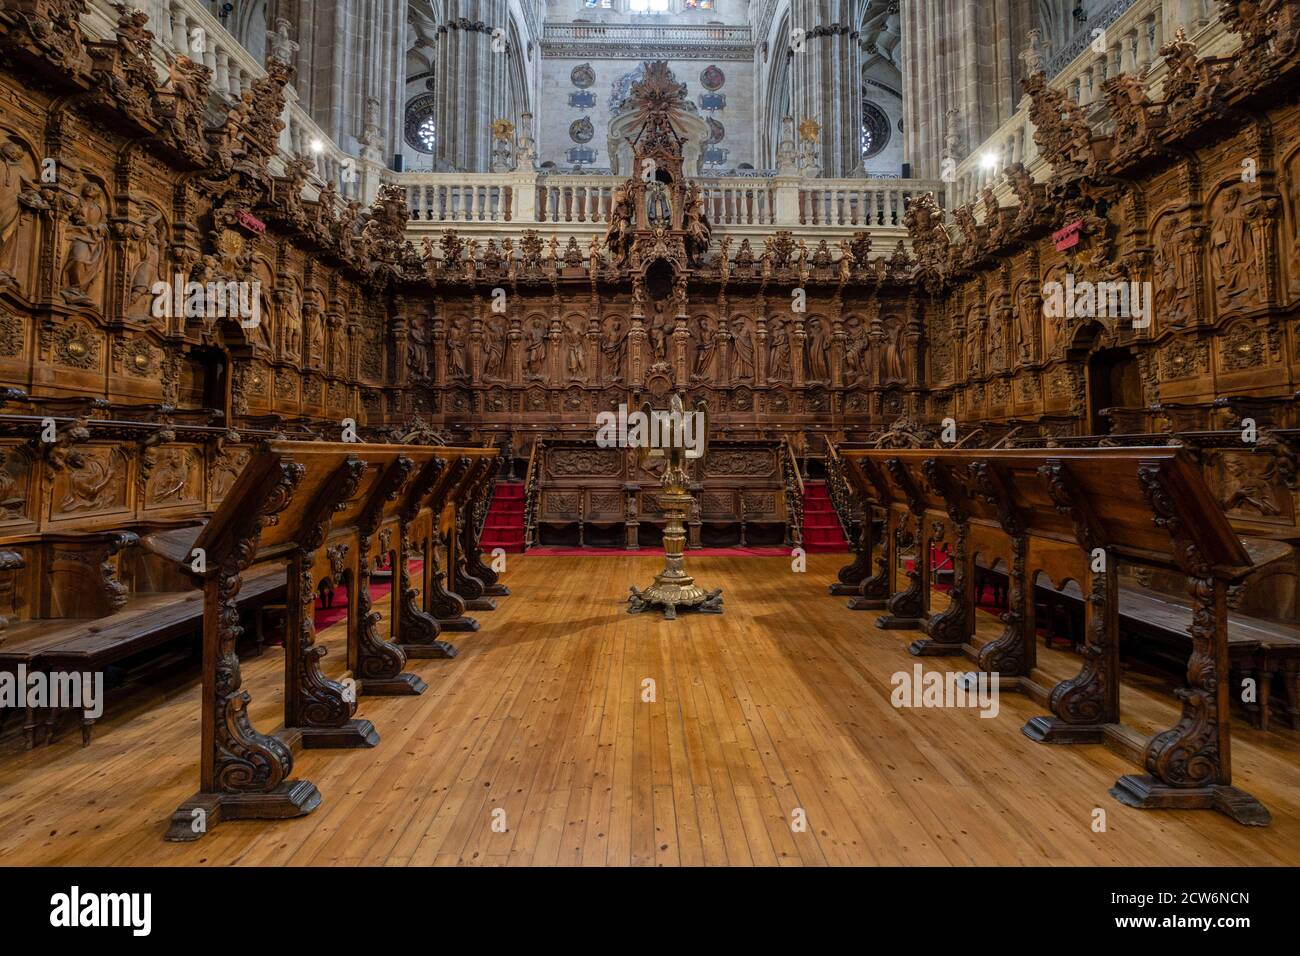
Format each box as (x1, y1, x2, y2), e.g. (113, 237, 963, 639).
(394, 170, 946, 245)
(83, 0, 381, 203)
(542, 21, 752, 51)
(949, 0, 1235, 209)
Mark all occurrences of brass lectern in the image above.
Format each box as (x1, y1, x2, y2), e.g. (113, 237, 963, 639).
(628, 394, 723, 619)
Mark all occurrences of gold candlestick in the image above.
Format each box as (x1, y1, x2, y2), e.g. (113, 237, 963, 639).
(628, 394, 723, 620)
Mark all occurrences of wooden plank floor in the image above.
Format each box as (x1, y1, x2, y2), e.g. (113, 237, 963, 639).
(1, 553, 1297, 866)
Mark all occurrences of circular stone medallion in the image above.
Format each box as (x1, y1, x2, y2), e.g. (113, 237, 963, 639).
(700, 64, 725, 91)
(569, 116, 594, 144)
(571, 63, 595, 89)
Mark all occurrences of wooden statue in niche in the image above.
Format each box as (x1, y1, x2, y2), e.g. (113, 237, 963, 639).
(303, 286, 325, 368)
(446, 317, 467, 381)
(768, 317, 792, 382)
(60, 179, 109, 306)
(525, 317, 547, 381)
(730, 315, 754, 383)
(407, 312, 431, 381)
(806, 316, 831, 383)
(600, 316, 625, 383)
(483, 314, 506, 381)
(123, 207, 165, 323)
(1209, 186, 1258, 312)
(691, 314, 719, 382)
(882, 313, 907, 385)
(565, 315, 587, 383)
(279, 278, 302, 360)
(843, 316, 867, 386)
(1015, 285, 1038, 362)
(1152, 214, 1193, 328)
(0, 135, 44, 293)
(246, 261, 274, 353)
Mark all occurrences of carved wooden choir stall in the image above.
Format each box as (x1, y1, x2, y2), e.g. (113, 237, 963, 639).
(165, 440, 497, 841)
(836, 443, 1272, 826)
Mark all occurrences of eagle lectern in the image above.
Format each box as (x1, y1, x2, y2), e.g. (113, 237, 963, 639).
(628, 395, 723, 620)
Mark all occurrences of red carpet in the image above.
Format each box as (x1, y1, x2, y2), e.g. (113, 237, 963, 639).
(802, 480, 848, 552)
(526, 545, 811, 556)
(480, 481, 525, 552)
(265, 557, 423, 641)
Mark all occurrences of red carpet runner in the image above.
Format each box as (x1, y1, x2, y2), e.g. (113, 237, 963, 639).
(479, 480, 526, 553)
(802, 480, 847, 552)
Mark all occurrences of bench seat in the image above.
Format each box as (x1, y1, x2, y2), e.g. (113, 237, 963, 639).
(0, 562, 286, 748)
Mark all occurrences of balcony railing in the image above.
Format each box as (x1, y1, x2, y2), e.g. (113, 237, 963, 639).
(393, 171, 947, 237)
(950, 0, 1236, 210)
(83, 0, 373, 202)
(542, 22, 752, 47)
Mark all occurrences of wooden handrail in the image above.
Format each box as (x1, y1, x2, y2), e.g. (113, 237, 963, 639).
(522, 439, 542, 550)
(783, 439, 804, 498)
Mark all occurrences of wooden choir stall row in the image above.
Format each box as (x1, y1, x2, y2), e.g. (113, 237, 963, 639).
(165, 441, 504, 842)
(829, 444, 1273, 827)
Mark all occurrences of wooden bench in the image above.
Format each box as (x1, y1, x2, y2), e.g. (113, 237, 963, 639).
(0, 562, 285, 748)
(1009, 575, 1300, 732)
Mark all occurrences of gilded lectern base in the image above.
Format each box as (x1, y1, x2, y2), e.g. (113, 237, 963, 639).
(625, 394, 722, 620)
(627, 580, 723, 620)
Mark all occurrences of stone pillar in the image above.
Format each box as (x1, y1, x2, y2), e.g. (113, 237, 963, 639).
(286, 0, 408, 163)
(787, 0, 862, 178)
(433, 0, 514, 172)
(901, 0, 1027, 179)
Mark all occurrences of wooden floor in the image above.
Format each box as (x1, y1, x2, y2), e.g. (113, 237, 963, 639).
(1, 553, 1298, 866)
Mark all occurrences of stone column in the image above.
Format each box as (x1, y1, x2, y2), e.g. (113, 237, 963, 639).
(900, 0, 1027, 179)
(284, 0, 408, 163)
(787, 0, 862, 178)
(433, 0, 515, 172)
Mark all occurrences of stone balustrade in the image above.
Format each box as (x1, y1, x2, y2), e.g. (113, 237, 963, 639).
(83, 0, 380, 203)
(950, 0, 1236, 211)
(393, 170, 947, 248)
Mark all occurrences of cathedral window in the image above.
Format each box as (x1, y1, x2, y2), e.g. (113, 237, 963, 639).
(860, 100, 890, 161)
(404, 93, 438, 154)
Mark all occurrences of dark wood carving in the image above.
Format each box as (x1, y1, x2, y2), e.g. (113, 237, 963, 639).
(166, 458, 317, 842)
(353, 454, 427, 694)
